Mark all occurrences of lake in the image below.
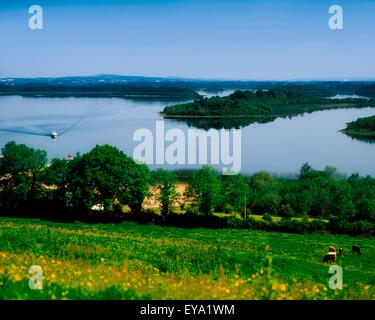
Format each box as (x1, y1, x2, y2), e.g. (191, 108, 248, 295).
(0, 95, 375, 176)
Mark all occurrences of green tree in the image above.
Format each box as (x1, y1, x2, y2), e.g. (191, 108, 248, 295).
(69, 145, 150, 213)
(0, 141, 47, 209)
(329, 181, 356, 221)
(298, 177, 332, 217)
(186, 166, 221, 215)
(248, 172, 281, 215)
(355, 197, 375, 222)
(249, 171, 274, 187)
(42, 157, 78, 209)
(221, 174, 249, 218)
(152, 169, 179, 216)
(124, 162, 152, 214)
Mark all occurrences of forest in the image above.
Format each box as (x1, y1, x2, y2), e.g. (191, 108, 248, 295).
(1, 76, 374, 95)
(0, 83, 199, 99)
(341, 115, 375, 140)
(1, 141, 374, 236)
(162, 86, 375, 118)
(356, 84, 375, 98)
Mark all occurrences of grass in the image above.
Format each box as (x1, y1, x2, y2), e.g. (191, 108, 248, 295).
(214, 212, 328, 223)
(0, 217, 374, 300)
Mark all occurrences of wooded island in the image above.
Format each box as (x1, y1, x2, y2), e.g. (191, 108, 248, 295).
(162, 86, 375, 118)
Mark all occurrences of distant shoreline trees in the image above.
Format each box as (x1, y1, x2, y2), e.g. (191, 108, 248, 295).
(1, 141, 374, 235)
(162, 87, 375, 119)
(0, 83, 199, 99)
(341, 115, 375, 141)
(356, 84, 375, 98)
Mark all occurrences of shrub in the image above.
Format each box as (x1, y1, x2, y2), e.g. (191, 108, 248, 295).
(263, 212, 273, 222)
(222, 204, 234, 214)
(328, 217, 375, 236)
(309, 219, 327, 233)
(279, 204, 295, 218)
(227, 216, 245, 228)
(352, 220, 375, 236)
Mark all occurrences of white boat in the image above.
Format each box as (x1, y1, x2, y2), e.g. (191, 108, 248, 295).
(50, 131, 58, 140)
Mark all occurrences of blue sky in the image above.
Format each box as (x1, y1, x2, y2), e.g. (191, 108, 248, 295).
(0, 0, 374, 79)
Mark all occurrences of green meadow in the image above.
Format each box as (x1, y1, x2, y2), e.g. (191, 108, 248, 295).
(0, 217, 374, 300)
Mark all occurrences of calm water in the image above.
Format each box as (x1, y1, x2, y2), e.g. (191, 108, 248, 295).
(0, 95, 375, 176)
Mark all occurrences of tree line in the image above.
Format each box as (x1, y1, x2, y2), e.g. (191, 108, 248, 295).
(0, 141, 374, 235)
(341, 115, 375, 142)
(0, 83, 199, 98)
(162, 86, 375, 117)
(356, 84, 375, 98)
(345, 115, 375, 132)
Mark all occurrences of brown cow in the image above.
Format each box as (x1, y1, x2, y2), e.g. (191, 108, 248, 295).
(328, 246, 336, 253)
(322, 252, 336, 263)
(323, 246, 337, 263)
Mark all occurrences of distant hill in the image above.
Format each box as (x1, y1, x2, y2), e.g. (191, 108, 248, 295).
(1, 76, 375, 101)
(0, 76, 200, 99)
(356, 84, 375, 98)
(1, 75, 375, 94)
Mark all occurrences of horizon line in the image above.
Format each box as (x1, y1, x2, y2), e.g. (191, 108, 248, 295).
(1, 74, 375, 82)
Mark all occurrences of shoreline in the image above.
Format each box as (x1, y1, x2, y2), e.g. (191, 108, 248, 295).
(340, 128, 375, 138)
(161, 103, 375, 119)
(0, 93, 198, 99)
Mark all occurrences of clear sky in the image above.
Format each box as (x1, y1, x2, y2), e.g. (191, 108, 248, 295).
(0, 0, 374, 80)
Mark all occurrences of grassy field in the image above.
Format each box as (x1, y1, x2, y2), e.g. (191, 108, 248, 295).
(0, 217, 374, 300)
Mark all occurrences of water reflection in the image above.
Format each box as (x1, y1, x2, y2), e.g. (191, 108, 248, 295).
(166, 116, 277, 130)
(0, 95, 375, 176)
(342, 133, 375, 144)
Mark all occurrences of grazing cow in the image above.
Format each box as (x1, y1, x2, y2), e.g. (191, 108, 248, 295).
(352, 245, 361, 255)
(328, 246, 336, 253)
(322, 246, 337, 263)
(322, 252, 336, 263)
(339, 247, 344, 257)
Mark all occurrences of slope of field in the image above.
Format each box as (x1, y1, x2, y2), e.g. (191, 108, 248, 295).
(0, 217, 374, 300)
